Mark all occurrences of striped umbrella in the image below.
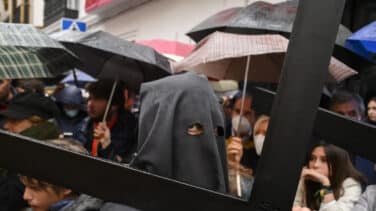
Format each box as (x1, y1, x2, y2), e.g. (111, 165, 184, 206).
(173, 31, 357, 83)
(0, 23, 79, 79)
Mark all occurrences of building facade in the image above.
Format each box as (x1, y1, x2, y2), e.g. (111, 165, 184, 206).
(0, 0, 45, 26)
(42, 0, 285, 42)
(2, 0, 375, 42)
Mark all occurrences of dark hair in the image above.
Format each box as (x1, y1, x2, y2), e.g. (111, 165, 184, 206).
(329, 90, 365, 115)
(304, 142, 366, 210)
(86, 79, 125, 108)
(16, 79, 45, 94)
(20, 176, 71, 196)
(368, 96, 376, 104)
(231, 92, 253, 109)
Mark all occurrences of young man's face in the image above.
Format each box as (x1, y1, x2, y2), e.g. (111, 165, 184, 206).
(87, 96, 108, 121)
(23, 185, 69, 211)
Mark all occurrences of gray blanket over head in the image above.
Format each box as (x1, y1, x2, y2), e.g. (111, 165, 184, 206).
(130, 72, 228, 193)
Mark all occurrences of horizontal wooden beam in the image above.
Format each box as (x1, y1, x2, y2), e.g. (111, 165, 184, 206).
(253, 87, 376, 162)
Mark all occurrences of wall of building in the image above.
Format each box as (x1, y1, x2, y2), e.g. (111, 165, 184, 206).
(88, 0, 286, 42)
(30, 0, 44, 27)
(43, 0, 285, 42)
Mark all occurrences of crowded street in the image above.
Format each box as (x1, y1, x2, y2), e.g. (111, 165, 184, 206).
(0, 0, 375, 210)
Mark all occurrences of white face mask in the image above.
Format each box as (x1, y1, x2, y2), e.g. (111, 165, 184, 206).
(231, 115, 252, 137)
(64, 109, 79, 118)
(254, 134, 265, 156)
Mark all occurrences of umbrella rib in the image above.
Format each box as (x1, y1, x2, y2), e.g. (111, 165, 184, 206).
(0, 47, 23, 78)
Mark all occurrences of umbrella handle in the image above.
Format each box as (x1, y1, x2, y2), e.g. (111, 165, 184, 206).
(72, 69, 79, 87)
(236, 56, 251, 133)
(102, 81, 118, 123)
(236, 165, 242, 198)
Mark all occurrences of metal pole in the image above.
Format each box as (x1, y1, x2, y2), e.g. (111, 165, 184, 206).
(72, 69, 79, 87)
(235, 55, 251, 198)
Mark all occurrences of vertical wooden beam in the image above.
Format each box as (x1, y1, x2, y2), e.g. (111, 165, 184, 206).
(20, 0, 24, 23)
(8, 0, 12, 23)
(249, 0, 346, 210)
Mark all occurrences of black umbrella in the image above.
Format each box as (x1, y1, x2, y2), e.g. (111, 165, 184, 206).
(55, 30, 171, 121)
(187, 1, 349, 44)
(186, 0, 373, 73)
(55, 30, 171, 91)
(187, 1, 296, 42)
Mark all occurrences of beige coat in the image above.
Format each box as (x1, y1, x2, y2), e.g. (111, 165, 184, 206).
(293, 177, 362, 211)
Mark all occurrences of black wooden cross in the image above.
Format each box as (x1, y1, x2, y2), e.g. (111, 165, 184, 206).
(252, 87, 376, 163)
(0, 0, 347, 210)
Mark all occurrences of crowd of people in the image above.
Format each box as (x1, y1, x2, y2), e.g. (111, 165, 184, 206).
(225, 86, 376, 211)
(0, 72, 374, 211)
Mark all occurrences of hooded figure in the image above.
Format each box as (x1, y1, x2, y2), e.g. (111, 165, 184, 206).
(130, 72, 228, 193)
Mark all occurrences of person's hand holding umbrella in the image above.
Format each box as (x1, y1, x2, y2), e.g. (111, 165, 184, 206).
(94, 122, 111, 150)
(227, 137, 243, 165)
(227, 136, 254, 198)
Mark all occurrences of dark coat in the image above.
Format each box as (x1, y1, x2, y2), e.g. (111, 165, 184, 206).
(54, 194, 103, 211)
(130, 72, 228, 193)
(0, 174, 27, 211)
(56, 110, 87, 137)
(20, 121, 60, 140)
(53, 85, 88, 137)
(76, 110, 137, 162)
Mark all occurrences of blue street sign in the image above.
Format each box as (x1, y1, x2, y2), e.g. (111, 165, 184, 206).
(75, 21, 87, 32)
(61, 18, 87, 32)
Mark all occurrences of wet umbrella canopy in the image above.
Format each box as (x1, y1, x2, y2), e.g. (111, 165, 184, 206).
(136, 39, 195, 61)
(186, 0, 372, 75)
(346, 21, 376, 63)
(187, 0, 351, 45)
(57, 31, 171, 91)
(187, 1, 295, 41)
(174, 32, 357, 83)
(0, 23, 78, 79)
(61, 69, 97, 87)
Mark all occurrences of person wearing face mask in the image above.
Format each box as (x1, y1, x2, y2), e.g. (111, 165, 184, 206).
(227, 115, 254, 200)
(227, 94, 257, 169)
(253, 115, 270, 156)
(226, 93, 257, 199)
(53, 85, 87, 138)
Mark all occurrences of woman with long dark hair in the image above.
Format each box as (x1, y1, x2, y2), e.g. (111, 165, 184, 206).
(293, 143, 366, 211)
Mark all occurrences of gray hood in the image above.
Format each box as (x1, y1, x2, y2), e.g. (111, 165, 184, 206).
(130, 72, 228, 193)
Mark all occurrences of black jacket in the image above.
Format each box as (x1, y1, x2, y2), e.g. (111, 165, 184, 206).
(76, 110, 137, 162)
